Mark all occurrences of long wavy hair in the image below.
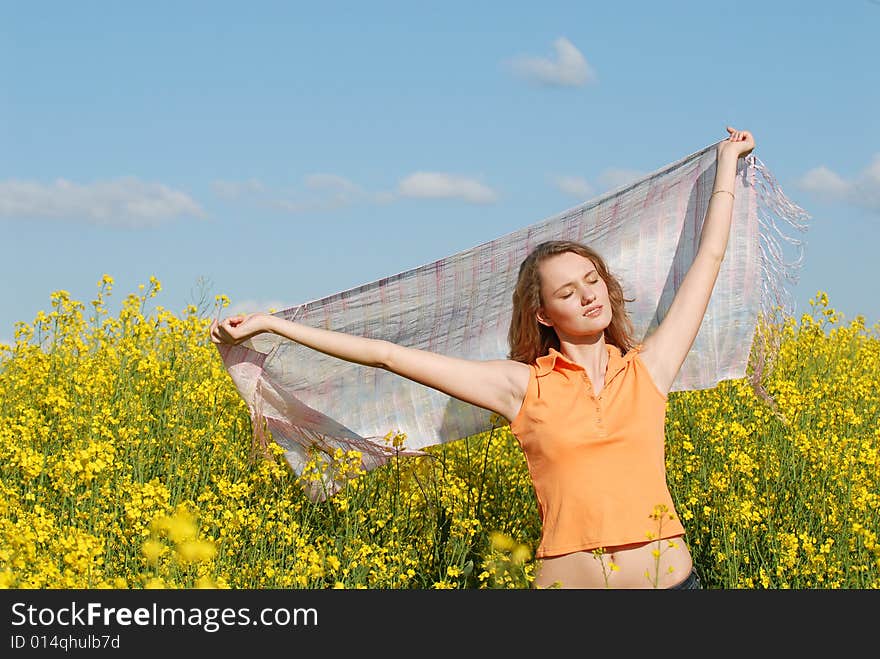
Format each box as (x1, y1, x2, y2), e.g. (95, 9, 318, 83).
(508, 240, 636, 365)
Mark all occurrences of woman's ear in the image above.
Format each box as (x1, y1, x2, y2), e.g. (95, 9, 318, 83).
(536, 308, 553, 327)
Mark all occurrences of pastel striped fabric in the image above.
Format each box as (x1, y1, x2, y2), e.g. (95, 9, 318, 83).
(216, 140, 810, 501)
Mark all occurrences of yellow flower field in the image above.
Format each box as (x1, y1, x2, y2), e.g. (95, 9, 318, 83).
(1, 279, 878, 589)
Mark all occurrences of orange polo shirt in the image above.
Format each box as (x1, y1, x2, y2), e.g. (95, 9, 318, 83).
(510, 343, 686, 558)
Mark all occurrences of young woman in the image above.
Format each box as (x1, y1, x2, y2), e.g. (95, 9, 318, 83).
(210, 126, 756, 589)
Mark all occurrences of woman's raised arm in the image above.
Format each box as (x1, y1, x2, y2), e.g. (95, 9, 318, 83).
(639, 126, 755, 395)
(210, 312, 529, 423)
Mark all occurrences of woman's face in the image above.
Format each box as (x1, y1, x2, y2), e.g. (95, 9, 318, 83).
(536, 251, 611, 340)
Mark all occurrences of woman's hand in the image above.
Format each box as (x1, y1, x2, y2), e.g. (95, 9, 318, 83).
(717, 126, 755, 160)
(209, 312, 274, 346)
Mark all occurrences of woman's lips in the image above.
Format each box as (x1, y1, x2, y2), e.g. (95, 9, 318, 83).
(584, 305, 603, 317)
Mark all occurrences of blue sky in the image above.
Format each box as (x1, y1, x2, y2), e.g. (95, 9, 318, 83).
(2, 0, 879, 349)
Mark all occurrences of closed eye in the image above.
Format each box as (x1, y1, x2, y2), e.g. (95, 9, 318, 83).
(555, 272, 600, 298)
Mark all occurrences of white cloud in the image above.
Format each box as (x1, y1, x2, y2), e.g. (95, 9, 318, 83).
(397, 172, 497, 204)
(797, 155, 880, 212)
(304, 173, 361, 194)
(554, 175, 593, 198)
(302, 173, 365, 207)
(0, 177, 206, 227)
(507, 37, 596, 87)
(553, 168, 646, 199)
(797, 166, 849, 197)
(212, 178, 266, 199)
(373, 191, 396, 205)
(597, 168, 646, 192)
(216, 174, 393, 214)
(214, 171, 498, 212)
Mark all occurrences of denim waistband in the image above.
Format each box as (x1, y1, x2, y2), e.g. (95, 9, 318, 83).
(669, 568, 702, 589)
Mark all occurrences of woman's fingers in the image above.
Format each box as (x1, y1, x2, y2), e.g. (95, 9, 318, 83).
(718, 127, 755, 159)
(218, 314, 257, 345)
(725, 126, 750, 142)
(208, 316, 238, 345)
(724, 127, 755, 148)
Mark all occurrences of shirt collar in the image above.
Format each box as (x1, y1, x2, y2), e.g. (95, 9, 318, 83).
(534, 343, 635, 381)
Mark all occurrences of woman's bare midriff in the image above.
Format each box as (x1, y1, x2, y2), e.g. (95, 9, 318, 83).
(532, 534, 693, 589)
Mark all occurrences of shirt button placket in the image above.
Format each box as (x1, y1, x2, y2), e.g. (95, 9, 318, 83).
(583, 372, 605, 434)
